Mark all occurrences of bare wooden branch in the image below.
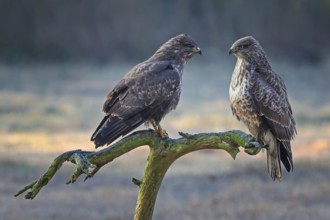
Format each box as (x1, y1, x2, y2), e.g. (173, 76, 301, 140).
(15, 129, 262, 219)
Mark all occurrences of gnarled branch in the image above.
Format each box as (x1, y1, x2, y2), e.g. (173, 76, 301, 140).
(15, 129, 262, 220)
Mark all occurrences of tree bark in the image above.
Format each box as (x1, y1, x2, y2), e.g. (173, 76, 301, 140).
(15, 129, 262, 220)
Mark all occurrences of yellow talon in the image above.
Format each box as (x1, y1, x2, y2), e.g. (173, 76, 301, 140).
(151, 121, 168, 139)
(159, 128, 168, 139)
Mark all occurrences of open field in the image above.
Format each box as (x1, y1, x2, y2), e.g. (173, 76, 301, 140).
(0, 61, 330, 219)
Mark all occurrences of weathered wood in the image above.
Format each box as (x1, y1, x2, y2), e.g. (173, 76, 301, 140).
(15, 129, 262, 219)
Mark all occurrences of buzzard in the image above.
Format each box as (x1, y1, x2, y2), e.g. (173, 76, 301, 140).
(91, 34, 201, 148)
(229, 36, 297, 180)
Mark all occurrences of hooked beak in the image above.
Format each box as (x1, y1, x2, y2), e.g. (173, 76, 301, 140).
(195, 47, 202, 55)
(229, 48, 235, 55)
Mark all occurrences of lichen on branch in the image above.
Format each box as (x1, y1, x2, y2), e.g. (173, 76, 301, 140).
(14, 129, 262, 219)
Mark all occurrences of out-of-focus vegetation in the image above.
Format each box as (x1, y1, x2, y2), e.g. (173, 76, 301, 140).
(0, 0, 329, 63)
(1, 1, 330, 219)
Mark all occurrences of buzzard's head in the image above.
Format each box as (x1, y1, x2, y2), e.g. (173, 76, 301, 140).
(229, 36, 265, 61)
(154, 34, 201, 62)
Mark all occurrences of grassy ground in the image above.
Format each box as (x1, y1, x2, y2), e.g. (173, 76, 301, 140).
(0, 61, 330, 219)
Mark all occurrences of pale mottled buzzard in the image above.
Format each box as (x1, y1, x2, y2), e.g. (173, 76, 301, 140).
(91, 34, 201, 148)
(229, 36, 296, 180)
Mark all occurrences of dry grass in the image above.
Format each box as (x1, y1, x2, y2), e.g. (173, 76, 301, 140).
(1, 62, 330, 219)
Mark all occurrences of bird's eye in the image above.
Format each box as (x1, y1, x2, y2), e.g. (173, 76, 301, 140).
(183, 42, 194, 48)
(238, 44, 248, 50)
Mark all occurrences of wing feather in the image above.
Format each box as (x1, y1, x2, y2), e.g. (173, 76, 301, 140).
(250, 68, 296, 141)
(107, 62, 179, 117)
(91, 61, 181, 147)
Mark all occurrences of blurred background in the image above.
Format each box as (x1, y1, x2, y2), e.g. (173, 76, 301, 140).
(1, 0, 330, 219)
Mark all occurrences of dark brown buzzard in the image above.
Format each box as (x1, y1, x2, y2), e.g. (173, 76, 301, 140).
(91, 34, 201, 148)
(229, 36, 297, 180)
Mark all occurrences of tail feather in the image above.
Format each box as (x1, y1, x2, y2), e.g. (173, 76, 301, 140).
(91, 106, 163, 148)
(279, 141, 293, 172)
(91, 116, 141, 148)
(91, 115, 109, 141)
(267, 141, 282, 181)
(267, 140, 294, 180)
(96, 119, 128, 148)
(264, 130, 294, 180)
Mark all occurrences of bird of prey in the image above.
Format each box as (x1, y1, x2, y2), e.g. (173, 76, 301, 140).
(91, 34, 201, 148)
(229, 36, 297, 180)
